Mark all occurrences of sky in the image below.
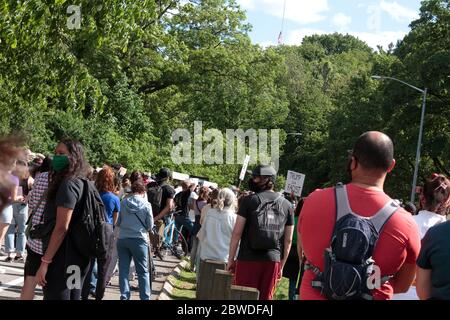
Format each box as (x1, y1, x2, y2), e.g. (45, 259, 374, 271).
(236, 0, 423, 50)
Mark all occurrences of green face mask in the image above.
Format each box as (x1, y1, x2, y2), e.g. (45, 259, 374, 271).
(52, 155, 70, 172)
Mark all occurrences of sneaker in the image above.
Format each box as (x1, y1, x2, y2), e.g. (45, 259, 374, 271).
(155, 249, 164, 261)
(4, 257, 13, 263)
(14, 256, 24, 263)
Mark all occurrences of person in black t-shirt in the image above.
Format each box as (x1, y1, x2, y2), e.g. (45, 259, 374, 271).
(152, 168, 176, 259)
(173, 180, 195, 254)
(227, 165, 294, 300)
(34, 139, 91, 300)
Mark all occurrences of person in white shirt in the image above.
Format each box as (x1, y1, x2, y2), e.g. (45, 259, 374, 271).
(197, 188, 237, 277)
(394, 173, 449, 300)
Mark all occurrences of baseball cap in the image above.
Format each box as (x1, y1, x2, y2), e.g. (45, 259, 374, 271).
(248, 165, 277, 181)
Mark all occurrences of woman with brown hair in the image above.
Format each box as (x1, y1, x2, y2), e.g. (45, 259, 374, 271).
(415, 174, 450, 300)
(117, 180, 154, 300)
(33, 139, 91, 300)
(81, 165, 120, 300)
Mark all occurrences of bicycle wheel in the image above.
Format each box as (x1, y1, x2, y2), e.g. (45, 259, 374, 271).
(172, 226, 189, 259)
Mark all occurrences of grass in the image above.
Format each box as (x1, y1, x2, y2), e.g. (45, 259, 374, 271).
(273, 277, 290, 300)
(168, 260, 291, 300)
(169, 265, 197, 300)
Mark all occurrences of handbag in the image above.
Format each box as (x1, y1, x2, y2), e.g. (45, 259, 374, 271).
(25, 192, 47, 239)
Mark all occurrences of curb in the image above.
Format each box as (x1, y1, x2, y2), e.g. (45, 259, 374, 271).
(157, 259, 190, 300)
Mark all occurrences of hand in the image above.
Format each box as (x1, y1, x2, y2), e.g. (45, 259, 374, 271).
(227, 260, 236, 274)
(277, 267, 283, 282)
(36, 263, 49, 287)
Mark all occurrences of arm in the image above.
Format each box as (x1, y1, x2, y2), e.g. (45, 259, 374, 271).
(297, 230, 303, 262)
(392, 263, 417, 293)
(280, 226, 294, 276)
(227, 215, 246, 272)
(11, 184, 22, 202)
(36, 207, 73, 286)
(113, 211, 119, 226)
(154, 198, 174, 221)
(416, 267, 432, 300)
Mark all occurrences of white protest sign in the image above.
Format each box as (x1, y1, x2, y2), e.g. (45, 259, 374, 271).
(239, 155, 251, 181)
(172, 171, 190, 181)
(284, 170, 306, 197)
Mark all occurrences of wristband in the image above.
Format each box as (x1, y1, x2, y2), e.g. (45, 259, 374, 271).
(41, 257, 52, 264)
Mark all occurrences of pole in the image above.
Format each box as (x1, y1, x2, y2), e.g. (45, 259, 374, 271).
(410, 88, 427, 204)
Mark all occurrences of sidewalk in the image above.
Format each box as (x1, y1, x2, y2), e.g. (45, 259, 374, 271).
(0, 252, 181, 300)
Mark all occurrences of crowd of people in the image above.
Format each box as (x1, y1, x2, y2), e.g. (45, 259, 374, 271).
(0, 131, 449, 300)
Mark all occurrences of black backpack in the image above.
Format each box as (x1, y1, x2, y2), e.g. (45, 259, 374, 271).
(247, 193, 288, 250)
(70, 179, 113, 260)
(147, 183, 163, 216)
(306, 183, 399, 300)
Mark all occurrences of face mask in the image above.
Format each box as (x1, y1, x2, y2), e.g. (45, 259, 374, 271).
(248, 178, 264, 193)
(52, 155, 70, 173)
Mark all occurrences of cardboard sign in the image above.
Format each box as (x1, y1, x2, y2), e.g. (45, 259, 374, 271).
(284, 170, 305, 197)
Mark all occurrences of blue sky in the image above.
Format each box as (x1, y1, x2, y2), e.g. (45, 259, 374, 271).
(237, 0, 423, 50)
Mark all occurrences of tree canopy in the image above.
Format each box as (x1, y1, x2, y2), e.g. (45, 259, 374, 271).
(0, 0, 448, 200)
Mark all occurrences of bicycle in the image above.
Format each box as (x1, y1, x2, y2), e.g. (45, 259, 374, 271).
(161, 212, 189, 259)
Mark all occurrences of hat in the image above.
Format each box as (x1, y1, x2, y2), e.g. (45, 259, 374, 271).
(155, 168, 171, 181)
(248, 165, 277, 181)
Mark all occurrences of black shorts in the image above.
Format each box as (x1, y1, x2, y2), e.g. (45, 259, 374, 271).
(24, 247, 42, 277)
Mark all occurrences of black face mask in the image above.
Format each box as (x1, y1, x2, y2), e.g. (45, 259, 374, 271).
(248, 178, 265, 193)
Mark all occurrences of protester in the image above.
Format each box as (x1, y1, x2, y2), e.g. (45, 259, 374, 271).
(198, 188, 237, 267)
(0, 137, 23, 257)
(190, 186, 210, 271)
(407, 174, 450, 300)
(416, 222, 450, 300)
(117, 180, 154, 300)
(298, 131, 421, 300)
(283, 196, 304, 300)
(34, 139, 91, 300)
(200, 188, 219, 226)
(0, 161, 22, 257)
(21, 158, 52, 300)
(173, 180, 195, 254)
(81, 166, 120, 300)
(4, 160, 30, 262)
(227, 165, 294, 300)
(149, 168, 176, 260)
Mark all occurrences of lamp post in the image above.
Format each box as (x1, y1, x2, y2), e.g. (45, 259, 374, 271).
(371, 75, 427, 204)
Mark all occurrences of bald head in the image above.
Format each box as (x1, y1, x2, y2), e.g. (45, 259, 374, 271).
(352, 131, 394, 172)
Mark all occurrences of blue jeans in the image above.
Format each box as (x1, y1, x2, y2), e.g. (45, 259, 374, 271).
(5, 203, 28, 255)
(175, 214, 194, 252)
(90, 260, 98, 290)
(289, 278, 298, 300)
(117, 238, 150, 300)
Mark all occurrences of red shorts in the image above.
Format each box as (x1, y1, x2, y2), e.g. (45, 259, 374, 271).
(234, 260, 281, 300)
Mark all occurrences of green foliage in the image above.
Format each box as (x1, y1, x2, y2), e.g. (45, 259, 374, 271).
(0, 0, 448, 198)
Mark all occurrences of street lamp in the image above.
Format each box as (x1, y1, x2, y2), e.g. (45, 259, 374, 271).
(371, 75, 427, 204)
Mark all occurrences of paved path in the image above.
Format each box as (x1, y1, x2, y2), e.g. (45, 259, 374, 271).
(0, 251, 181, 300)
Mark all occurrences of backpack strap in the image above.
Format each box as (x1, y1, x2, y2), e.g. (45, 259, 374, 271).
(335, 183, 352, 221)
(370, 200, 399, 234)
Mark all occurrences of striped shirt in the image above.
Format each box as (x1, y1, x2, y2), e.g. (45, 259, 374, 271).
(26, 172, 49, 255)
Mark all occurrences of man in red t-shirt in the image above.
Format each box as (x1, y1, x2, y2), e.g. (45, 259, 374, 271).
(298, 131, 421, 300)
